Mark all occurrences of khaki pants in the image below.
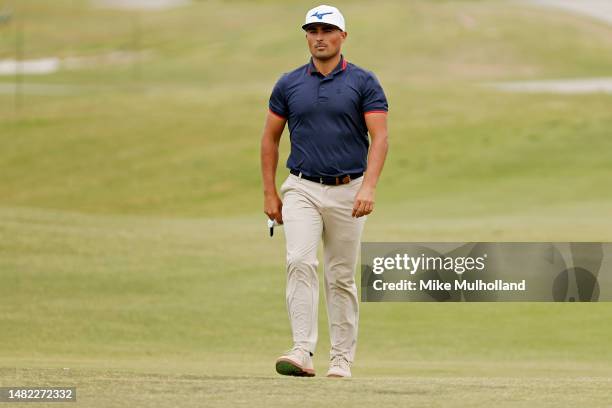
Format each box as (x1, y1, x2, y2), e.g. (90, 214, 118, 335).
(280, 173, 366, 363)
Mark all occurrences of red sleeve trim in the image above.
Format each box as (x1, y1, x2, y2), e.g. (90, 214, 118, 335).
(268, 108, 287, 120)
(364, 110, 388, 115)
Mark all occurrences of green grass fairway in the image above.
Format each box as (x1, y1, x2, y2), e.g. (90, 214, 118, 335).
(1, 0, 612, 406)
(2, 366, 612, 407)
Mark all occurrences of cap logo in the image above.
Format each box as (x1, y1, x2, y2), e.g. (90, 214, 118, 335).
(311, 11, 333, 20)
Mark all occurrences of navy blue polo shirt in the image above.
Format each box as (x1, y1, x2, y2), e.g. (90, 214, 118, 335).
(269, 55, 388, 177)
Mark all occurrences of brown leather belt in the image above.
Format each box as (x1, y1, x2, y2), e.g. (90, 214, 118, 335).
(290, 169, 363, 186)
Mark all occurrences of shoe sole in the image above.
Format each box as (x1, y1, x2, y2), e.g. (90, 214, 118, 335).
(326, 369, 351, 378)
(275, 358, 315, 377)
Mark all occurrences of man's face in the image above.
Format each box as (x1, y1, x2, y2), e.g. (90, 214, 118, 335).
(304, 23, 347, 61)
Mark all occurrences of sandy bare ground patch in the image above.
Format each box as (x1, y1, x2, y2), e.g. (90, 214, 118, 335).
(92, 0, 191, 10)
(0, 58, 60, 75)
(487, 78, 612, 94)
(526, 0, 612, 25)
(0, 83, 110, 95)
(0, 51, 149, 76)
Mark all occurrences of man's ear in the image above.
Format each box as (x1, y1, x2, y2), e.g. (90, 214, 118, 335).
(341, 31, 348, 40)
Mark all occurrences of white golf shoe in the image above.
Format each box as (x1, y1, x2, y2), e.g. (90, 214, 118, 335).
(326, 355, 352, 378)
(275, 347, 315, 377)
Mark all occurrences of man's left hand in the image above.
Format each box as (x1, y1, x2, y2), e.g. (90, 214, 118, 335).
(352, 185, 375, 218)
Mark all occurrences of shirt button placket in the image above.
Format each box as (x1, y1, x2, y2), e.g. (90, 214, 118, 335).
(318, 77, 329, 102)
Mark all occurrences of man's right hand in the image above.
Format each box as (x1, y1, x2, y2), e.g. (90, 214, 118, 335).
(264, 192, 283, 224)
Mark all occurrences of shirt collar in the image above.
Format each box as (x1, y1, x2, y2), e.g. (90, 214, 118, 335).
(307, 55, 348, 76)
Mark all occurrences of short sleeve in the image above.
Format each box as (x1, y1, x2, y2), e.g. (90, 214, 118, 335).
(269, 75, 289, 119)
(361, 71, 388, 114)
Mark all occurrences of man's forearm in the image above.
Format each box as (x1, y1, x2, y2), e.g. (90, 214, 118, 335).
(362, 135, 388, 189)
(261, 135, 280, 195)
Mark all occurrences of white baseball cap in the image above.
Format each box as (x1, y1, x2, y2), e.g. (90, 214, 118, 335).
(302, 5, 345, 32)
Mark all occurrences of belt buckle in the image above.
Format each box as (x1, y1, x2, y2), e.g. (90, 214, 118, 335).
(342, 175, 351, 184)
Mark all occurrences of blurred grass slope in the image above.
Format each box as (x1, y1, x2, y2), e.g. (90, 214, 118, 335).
(0, 0, 611, 219)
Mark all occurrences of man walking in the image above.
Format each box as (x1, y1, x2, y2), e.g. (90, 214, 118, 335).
(260, 4, 389, 378)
